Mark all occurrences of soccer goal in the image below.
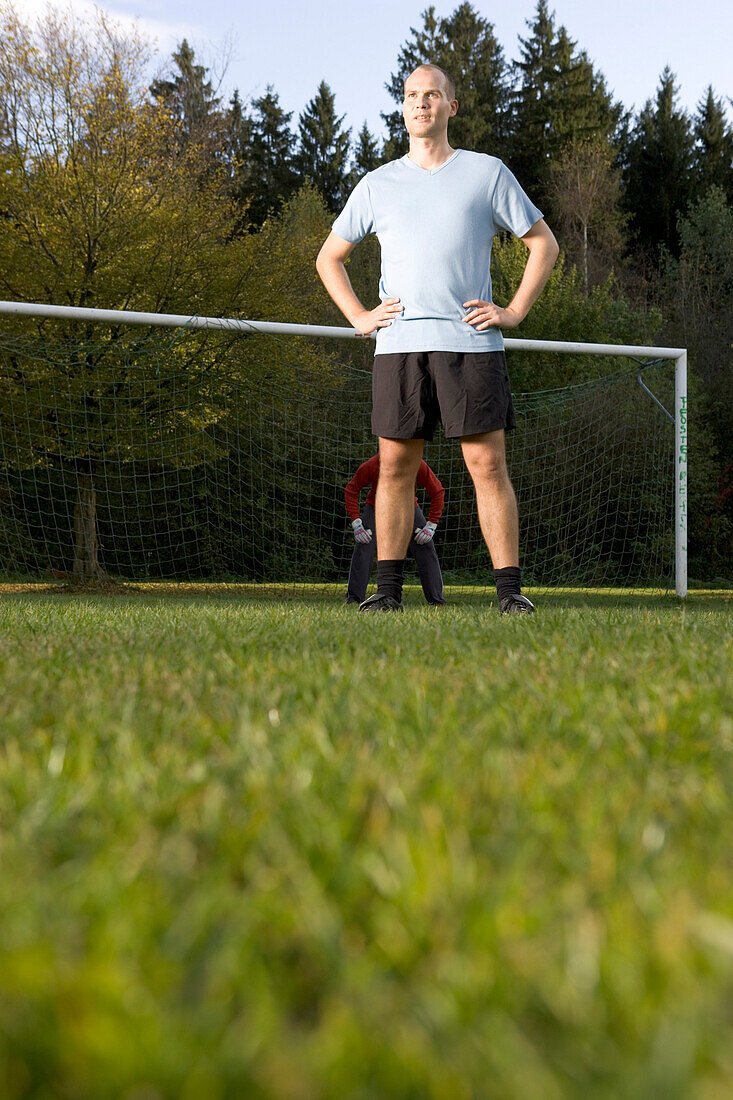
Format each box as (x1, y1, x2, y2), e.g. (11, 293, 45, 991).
(0, 300, 687, 596)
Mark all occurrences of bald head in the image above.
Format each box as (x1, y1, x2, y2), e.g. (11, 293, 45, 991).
(404, 64, 456, 102)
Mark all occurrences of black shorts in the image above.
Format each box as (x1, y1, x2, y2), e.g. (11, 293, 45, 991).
(371, 350, 516, 441)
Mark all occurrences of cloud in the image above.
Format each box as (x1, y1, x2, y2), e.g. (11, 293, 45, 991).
(15, 0, 206, 54)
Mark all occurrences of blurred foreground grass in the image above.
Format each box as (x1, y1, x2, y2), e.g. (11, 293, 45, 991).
(0, 587, 731, 1098)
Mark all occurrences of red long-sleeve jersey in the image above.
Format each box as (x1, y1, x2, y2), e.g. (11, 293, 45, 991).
(344, 455, 445, 525)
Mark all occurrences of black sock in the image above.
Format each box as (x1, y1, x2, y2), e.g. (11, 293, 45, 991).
(377, 559, 405, 602)
(493, 566, 521, 604)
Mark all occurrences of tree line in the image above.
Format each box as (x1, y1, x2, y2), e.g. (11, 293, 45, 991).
(148, 0, 733, 553)
(0, 0, 730, 579)
(154, 4, 733, 263)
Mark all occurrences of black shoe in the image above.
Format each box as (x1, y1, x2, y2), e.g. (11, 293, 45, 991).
(345, 598, 360, 605)
(359, 592, 404, 613)
(499, 593, 535, 615)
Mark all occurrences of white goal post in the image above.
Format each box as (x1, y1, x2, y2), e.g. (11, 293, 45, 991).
(0, 300, 688, 597)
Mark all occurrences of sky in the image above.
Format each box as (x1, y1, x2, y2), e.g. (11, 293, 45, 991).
(18, 0, 733, 139)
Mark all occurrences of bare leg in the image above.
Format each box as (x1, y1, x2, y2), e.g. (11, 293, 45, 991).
(461, 431, 519, 568)
(375, 438, 424, 560)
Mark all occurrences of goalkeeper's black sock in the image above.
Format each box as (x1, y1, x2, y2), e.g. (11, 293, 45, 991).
(493, 566, 522, 604)
(377, 559, 405, 603)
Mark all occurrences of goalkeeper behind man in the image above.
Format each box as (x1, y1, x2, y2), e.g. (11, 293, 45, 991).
(345, 454, 446, 605)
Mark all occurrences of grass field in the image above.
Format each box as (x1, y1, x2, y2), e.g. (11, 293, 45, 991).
(1, 585, 731, 1099)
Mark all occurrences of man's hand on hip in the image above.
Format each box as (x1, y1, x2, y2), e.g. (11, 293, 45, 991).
(462, 300, 522, 330)
(352, 298, 403, 336)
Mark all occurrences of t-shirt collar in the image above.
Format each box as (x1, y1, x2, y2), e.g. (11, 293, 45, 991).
(402, 149, 461, 176)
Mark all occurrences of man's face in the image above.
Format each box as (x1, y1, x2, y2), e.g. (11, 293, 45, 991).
(402, 68, 457, 139)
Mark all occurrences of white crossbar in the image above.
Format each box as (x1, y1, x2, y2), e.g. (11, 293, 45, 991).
(0, 300, 685, 359)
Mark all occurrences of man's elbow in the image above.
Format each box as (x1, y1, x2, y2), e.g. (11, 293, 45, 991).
(523, 221, 559, 264)
(545, 226, 560, 263)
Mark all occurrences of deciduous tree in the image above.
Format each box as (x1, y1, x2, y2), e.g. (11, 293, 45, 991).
(0, 4, 246, 577)
(548, 136, 627, 292)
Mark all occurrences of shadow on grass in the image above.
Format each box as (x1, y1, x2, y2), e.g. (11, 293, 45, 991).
(0, 580, 729, 612)
(428, 587, 729, 611)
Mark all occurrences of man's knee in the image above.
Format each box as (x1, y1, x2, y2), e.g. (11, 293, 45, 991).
(466, 450, 509, 487)
(379, 460, 413, 483)
(378, 440, 422, 483)
(461, 432, 509, 486)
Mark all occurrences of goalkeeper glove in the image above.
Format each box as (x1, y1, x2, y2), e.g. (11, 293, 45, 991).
(352, 518, 372, 544)
(414, 521, 437, 545)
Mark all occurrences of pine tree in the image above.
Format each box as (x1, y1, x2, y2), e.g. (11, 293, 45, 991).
(245, 86, 299, 227)
(662, 186, 733, 421)
(434, 2, 509, 154)
(660, 186, 733, 558)
(353, 122, 382, 175)
(343, 122, 382, 194)
(693, 87, 733, 204)
(295, 81, 351, 213)
(623, 67, 695, 257)
(149, 39, 223, 152)
(223, 90, 253, 224)
(509, 1, 621, 204)
(509, 0, 560, 195)
(382, 2, 510, 160)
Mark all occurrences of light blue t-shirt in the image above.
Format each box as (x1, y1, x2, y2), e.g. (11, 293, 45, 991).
(331, 149, 543, 354)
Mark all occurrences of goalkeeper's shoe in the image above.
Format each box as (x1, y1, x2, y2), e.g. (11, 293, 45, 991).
(498, 593, 535, 615)
(359, 592, 404, 613)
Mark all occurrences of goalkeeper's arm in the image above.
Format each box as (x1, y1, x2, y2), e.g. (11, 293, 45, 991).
(418, 460, 445, 525)
(412, 460, 445, 543)
(344, 456, 379, 523)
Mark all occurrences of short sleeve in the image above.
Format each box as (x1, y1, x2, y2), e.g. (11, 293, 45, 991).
(331, 175, 375, 243)
(490, 162, 543, 238)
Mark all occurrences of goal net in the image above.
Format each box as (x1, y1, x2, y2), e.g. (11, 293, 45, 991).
(0, 307, 681, 592)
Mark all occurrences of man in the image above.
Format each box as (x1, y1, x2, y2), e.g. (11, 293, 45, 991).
(316, 64, 559, 613)
(345, 453, 446, 607)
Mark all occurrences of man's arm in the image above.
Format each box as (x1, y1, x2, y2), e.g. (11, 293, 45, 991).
(316, 232, 403, 337)
(462, 218, 559, 331)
